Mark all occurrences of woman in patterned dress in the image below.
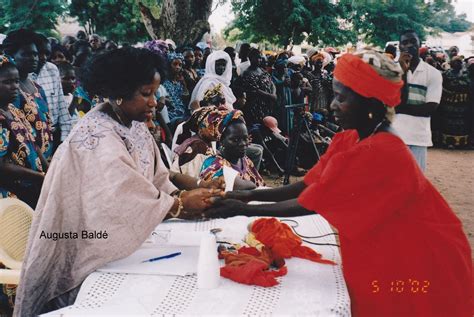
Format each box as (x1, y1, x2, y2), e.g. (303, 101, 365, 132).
(236, 48, 277, 126)
(0, 55, 48, 315)
(200, 111, 265, 189)
(2, 29, 53, 160)
(162, 52, 190, 128)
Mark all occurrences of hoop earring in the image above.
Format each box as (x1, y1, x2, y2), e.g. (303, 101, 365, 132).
(116, 98, 123, 106)
(368, 112, 373, 119)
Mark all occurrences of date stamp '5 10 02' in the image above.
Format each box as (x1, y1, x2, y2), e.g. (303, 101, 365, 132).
(371, 280, 430, 294)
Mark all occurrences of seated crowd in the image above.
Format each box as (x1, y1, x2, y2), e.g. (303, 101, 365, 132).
(0, 28, 472, 316)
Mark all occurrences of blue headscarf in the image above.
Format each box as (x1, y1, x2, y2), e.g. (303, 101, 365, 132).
(167, 52, 184, 62)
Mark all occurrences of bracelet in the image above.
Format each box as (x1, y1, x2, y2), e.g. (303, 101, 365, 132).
(196, 179, 202, 187)
(169, 196, 184, 218)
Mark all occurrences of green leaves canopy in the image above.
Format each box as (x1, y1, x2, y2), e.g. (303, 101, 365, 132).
(0, 0, 67, 36)
(227, 0, 472, 48)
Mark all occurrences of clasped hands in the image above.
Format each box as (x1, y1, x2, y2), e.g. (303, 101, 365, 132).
(176, 177, 251, 219)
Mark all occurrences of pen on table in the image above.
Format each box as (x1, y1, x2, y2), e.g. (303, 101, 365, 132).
(141, 252, 182, 263)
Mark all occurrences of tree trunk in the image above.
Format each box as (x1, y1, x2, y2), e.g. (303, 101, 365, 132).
(138, 0, 212, 47)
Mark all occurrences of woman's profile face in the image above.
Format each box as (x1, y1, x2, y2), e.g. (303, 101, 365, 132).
(330, 79, 365, 130)
(215, 59, 227, 76)
(119, 72, 161, 122)
(221, 122, 249, 159)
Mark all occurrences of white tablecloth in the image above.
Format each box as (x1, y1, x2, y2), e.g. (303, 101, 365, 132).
(45, 215, 351, 316)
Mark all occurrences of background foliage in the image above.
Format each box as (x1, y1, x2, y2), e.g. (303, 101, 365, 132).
(0, 0, 471, 47)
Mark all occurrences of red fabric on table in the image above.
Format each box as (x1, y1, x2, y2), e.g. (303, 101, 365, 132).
(220, 247, 288, 287)
(220, 260, 287, 287)
(298, 130, 472, 317)
(250, 218, 336, 265)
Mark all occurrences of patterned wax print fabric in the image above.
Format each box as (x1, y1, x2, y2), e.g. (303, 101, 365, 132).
(162, 80, 189, 123)
(13, 82, 53, 159)
(302, 69, 333, 113)
(72, 86, 94, 118)
(438, 69, 471, 147)
(239, 70, 275, 125)
(298, 130, 472, 317)
(0, 104, 45, 313)
(0, 104, 44, 198)
(200, 154, 265, 187)
(14, 108, 177, 316)
(0, 262, 16, 315)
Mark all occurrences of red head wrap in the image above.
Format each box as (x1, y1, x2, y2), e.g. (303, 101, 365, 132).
(334, 53, 403, 107)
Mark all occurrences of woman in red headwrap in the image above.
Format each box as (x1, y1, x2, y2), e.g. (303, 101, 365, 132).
(208, 48, 472, 316)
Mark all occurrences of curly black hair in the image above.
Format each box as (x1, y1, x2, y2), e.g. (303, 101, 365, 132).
(80, 47, 165, 100)
(1, 29, 39, 56)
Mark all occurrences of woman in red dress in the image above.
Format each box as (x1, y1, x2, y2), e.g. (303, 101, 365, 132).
(208, 48, 472, 316)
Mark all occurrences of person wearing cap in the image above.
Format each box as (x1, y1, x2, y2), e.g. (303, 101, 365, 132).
(207, 47, 471, 316)
(393, 30, 443, 171)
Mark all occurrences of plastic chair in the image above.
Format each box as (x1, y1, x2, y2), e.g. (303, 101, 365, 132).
(0, 198, 33, 284)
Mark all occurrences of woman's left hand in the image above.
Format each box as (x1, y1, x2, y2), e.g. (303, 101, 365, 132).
(204, 198, 249, 218)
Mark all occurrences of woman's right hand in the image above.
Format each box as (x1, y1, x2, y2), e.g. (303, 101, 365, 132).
(181, 188, 222, 214)
(225, 190, 254, 202)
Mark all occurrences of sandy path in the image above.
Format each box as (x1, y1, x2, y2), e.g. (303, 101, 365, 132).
(425, 148, 474, 256)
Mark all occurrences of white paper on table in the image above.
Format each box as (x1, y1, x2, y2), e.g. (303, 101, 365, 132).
(223, 165, 239, 192)
(97, 245, 199, 276)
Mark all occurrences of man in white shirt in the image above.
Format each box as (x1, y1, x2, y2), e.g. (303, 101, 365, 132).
(392, 30, 442, 171)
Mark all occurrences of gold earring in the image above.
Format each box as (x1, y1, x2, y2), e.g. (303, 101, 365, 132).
(368, 112, 373, 119)
(116, 98, 123, 106)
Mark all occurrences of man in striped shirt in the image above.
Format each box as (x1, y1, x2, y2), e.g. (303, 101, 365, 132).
(392, 30, 442, 172)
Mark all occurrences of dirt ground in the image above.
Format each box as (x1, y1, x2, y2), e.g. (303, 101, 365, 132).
(264, 148, 474, 257)
(425, 148, 474, 257)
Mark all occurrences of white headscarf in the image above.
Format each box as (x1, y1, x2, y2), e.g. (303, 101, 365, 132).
(189, 50, 236, 109)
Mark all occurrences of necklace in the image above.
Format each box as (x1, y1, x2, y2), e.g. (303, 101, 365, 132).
(369, 119, 388, 138)
(110, 102, 130, 127)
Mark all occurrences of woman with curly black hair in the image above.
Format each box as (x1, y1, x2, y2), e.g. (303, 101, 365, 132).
(14, 47, 223, 316)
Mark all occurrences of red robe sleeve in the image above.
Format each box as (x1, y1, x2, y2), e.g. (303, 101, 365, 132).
(298, 132, 424, 240)
(304, 131, 359, 185)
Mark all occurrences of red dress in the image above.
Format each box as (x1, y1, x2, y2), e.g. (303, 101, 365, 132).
(298, 130, 472, 316)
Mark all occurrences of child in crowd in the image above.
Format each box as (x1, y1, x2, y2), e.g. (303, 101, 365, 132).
(56, 62, 79, 139)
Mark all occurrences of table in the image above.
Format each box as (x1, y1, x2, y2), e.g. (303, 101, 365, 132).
(45, 215, 351, 316)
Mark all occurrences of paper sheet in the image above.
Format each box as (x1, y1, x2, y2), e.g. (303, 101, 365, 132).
(223, 165, 239, 192)
(97, 245, 199, 276)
